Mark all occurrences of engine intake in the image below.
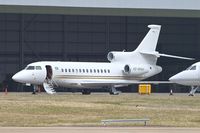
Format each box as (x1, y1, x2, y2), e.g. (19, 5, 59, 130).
(107, 52, 114, 61)
(107, 51, 132, 62)
(123, 64, 149, 76)
(124, 65, 131, 73)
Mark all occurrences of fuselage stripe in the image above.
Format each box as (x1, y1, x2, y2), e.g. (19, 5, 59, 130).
(54, 75, 143, 80)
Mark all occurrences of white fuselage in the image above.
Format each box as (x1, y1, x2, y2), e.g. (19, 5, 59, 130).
(169, 62, 200, 86)
(12, 61, 162, 88)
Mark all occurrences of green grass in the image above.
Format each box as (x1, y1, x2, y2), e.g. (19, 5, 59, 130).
(0, 92, 200, 127)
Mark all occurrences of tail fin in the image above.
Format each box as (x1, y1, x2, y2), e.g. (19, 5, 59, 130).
(135, 24, 194, 65)
(135, 25, 161, 52)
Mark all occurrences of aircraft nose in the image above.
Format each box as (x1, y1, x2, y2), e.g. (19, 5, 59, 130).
(12, 71, 30, 83)
(169, 73, 182, 82)
(169, 75, 176, 81)
(12, 72, 22, 82)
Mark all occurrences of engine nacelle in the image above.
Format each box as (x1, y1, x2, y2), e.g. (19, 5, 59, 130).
(123, 64, 149, 76)
(107, 51, 132, 62)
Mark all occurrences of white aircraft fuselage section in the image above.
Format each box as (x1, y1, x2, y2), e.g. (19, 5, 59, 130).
(13, 61, 162, 88)
(169, 62, 200, 86)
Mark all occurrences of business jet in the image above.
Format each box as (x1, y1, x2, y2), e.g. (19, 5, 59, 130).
(12, 24, 194, 95)
(169, 62, 200, 96)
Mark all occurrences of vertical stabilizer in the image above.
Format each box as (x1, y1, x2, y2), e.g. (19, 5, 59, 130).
(135, 25, 161, 52)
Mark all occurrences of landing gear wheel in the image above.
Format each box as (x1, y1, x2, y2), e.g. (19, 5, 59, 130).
(109, 91, 120, 95)
(109, 87, 120, 95)
(188, 93, 194, 96)
(82, 89, 91, 95)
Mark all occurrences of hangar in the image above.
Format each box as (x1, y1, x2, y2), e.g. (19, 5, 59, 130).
(0, 0, 200, 92)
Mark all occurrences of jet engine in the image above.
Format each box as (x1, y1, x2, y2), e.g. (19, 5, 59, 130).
(107, 51, 132, 62)
(123, 64, 149, 76)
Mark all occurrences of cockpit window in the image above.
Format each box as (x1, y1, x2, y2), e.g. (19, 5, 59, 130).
(36, 66, 42, 70)
(26, 66, 35, 70)
(186, 65, 196, 70)
(25, 66, 42, 70)
(186, 65, 192, 70)
(190, 65, 196, 70)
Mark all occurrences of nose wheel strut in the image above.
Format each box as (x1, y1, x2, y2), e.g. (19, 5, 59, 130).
(189, 86, 199, 96)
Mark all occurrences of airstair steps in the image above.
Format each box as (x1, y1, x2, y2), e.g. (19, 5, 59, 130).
(43, 81, 56, 94)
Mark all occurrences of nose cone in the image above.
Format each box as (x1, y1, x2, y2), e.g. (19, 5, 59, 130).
(169, 71, 192, 86)
(169, 75, 178, 81)
(12, 70, 31, 84)
(12, 72, 23, 83)
(169, 72, 183, 82)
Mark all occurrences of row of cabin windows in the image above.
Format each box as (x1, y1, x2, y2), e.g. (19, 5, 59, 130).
(61, 68, 110, 74)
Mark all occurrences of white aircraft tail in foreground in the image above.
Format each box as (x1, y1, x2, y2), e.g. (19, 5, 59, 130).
(169, 62, 200, 96)
(12, 24, 194, 95)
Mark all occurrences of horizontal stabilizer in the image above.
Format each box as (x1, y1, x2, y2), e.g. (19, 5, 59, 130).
(159, 53, 195, 60)
(140, 51, 194, 60)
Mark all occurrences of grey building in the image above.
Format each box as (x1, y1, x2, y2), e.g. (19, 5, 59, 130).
(0, 0, 199, 92)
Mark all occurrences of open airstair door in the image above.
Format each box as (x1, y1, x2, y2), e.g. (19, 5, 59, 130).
(43, 65, 56, 94)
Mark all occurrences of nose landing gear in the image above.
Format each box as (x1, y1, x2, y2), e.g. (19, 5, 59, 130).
(189, 86, 199, 96)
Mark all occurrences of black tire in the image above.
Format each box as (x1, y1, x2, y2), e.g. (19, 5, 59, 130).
(82, 89, 91, 95)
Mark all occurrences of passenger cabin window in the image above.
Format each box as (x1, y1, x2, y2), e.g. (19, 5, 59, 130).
(108, 70, 110, 73)
(190, 66, 196, 70)
(26, 66, 34, 70)
(65, 69, 67, 72)
(61, 69, 64, 72)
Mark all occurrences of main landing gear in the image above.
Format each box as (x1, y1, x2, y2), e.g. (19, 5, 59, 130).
(81, 87, 121, 95)
(109, 86, 120, 95)
(189, 86, 199, 96)
(82, 89, 91, 95)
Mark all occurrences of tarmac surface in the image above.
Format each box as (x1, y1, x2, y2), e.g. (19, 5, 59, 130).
(0, 127, 200, 133)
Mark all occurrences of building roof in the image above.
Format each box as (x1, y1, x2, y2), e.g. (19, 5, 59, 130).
(0, 0, 200, 17)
